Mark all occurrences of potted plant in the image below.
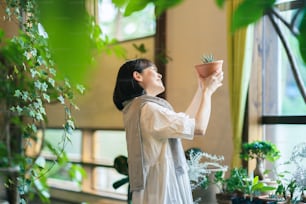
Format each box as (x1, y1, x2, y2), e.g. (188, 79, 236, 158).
(194, 54, 223, 78)
(214, 167, 276, 204)
(185, 148, 228, 204)
(257, 142, 306, 204)
(267, 142, 306, 203)
(214, 167, 248, 204)
(214, 167, 270, 204)
(240, 141, 281, 180)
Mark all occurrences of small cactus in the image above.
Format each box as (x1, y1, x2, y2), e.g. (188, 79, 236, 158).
(201, 54, 214, 63)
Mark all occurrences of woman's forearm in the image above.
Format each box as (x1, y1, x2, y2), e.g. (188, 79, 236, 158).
(185, 86, 202, 117)
(185, 87, 212, 136)
(186, 70, 223, 135)
(194, 89, 212, 136)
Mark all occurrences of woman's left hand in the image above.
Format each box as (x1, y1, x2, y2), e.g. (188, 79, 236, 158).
(199, 70, 224, 94)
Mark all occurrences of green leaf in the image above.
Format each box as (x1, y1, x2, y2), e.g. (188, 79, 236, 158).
(124, 0, 151, 16)
(112, 0, 128, 8)
(34, 178, 50, 197)
(57, 95, 65, 104)
(69, 164, 87, 185)
(35, 156, 46, 168)
(154, 0, 183, 16)
(37, 0, 93, 85)
(76, 84, 85, 94)
(260, 186, 276, 192)
(253, 176, 259, 184)
(298, 7, 306, 64)
(132, 43, 147, 53)
(43, 93, 50, 103)
(252, 182, 263, 191)
(215, 0, 225, 8)
(0, 29, 4, 42)
(231, 0, 276, 32)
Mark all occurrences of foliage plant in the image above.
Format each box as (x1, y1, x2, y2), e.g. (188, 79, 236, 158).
(272, 143, 306, 202)
(242, 176, 276, 200)
(186, 148, 227, 204)
(201, 54, 215, 63)
(215, 167, 249, 194)
(186, 148, 228, 190)
(215, 168, 275, 202)
(240, 140, 281, 162)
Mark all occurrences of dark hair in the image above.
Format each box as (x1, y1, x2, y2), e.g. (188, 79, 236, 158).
(113, 58, 154, 110)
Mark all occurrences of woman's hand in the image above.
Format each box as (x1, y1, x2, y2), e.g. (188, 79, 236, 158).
(199, 70, 224, 94)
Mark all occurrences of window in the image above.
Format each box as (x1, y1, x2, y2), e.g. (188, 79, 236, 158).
(251, 0, 306, 178)
(42, 129, 128, 201)
(42, 129, 82, 161)
(93, 130, 127, 164)
(97, 0, 156, 41)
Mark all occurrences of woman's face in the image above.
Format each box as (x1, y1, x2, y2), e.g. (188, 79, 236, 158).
(134, 66, 164, 96)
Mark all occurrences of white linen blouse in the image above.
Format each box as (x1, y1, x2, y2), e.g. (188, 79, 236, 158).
(132, 102, 195, 204)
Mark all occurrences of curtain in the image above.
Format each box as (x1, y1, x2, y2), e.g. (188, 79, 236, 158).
(227, 0, 253, 168)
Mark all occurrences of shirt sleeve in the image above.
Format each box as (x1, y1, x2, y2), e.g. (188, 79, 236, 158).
(140, 102, 195, 140)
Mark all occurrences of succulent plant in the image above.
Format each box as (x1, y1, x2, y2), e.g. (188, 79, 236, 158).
(201, 54, 215, 63)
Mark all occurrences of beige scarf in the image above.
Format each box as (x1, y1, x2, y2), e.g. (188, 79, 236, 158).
(122, 95, 186, 192)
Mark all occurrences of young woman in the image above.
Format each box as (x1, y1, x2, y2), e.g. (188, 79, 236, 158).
(113, 58, 223, 204)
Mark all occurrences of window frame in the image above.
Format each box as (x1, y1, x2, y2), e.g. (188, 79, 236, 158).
(247, 0, 306, 171)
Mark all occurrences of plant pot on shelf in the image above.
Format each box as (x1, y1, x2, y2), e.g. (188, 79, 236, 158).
(195, 60, 223, 78)
(254, 158, 265, 180)
(192, 172, 221, 204)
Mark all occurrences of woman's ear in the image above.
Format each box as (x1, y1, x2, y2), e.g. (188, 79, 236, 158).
(133, 71, 143, 82)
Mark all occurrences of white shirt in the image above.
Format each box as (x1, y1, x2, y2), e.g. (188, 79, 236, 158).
(132, 102, 195, 204)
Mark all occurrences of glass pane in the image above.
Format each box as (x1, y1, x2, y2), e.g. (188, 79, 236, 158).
(98, 0, 156, 41)
(47, 161, 81, 191)
(264, 124, 306, 177)
(93, 167, 128, 199)
(93, 130, 127, 165)
(263, 9, 306, 116)
(42, 129, 82, 161)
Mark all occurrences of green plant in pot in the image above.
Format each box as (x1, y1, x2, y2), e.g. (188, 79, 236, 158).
(240, 140, 280, 180)
(214, 167, 249, 204)
(185, 148, 228, 204)
(194, 54, 223, 78)
(265, 143, 306, 203)
(215, 168, 276, 204)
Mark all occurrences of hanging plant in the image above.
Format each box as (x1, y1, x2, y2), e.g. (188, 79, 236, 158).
(0, 0, 96, 202)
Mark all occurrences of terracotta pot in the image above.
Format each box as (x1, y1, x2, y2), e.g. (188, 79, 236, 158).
(194, 60, 223, 78)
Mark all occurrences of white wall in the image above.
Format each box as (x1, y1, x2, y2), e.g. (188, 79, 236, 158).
(166, 0, 233, 167)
